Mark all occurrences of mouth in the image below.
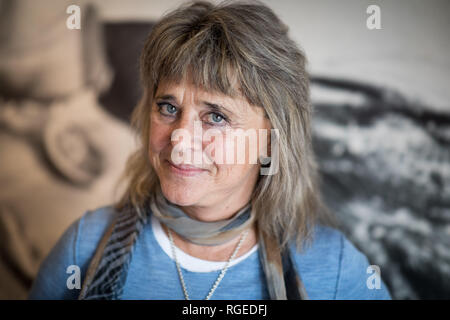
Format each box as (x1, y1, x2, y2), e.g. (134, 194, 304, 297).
(165, 160, 208, 177)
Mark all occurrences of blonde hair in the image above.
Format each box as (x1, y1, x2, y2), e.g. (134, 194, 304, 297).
(116, 0, 335, 250)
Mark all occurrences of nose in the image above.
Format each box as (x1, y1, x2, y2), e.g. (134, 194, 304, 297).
(170, 111, 201, 145)
(169, 109, 203, 164)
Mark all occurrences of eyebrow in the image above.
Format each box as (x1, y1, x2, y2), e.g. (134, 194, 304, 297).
(202, 101, 235, 118)
(155, 94, 237, 118)
(155, 94, 177, 102)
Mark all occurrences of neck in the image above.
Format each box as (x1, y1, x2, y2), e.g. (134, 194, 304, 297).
(181, 200, 248, 223)
(156, 182, 258, 260)
(162, 222, 258, 261)
(179, 181, 256, 223)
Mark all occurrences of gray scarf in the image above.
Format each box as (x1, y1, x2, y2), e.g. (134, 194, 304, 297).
(78, 190, 308, 300)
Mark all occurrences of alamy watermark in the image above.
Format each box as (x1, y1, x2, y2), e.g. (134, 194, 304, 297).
(66, 265, 81, 290)
(366, 265, 381, 289)
(66, 5, 81, 30)
(366, 5, 381, 30)
(170, 121, 279, 175)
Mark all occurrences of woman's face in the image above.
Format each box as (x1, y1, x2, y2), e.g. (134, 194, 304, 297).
(148, 79, 271, 220)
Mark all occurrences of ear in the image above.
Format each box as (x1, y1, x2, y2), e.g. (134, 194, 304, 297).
(259, 128, 279, 176)
(258, 117, 272, 158)
(258, 127, 271, 165)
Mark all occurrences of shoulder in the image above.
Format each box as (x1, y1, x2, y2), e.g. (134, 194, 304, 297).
(290, 224, 391, 300)
(28, 205, 118, 299)
(73, 205, 120, 264)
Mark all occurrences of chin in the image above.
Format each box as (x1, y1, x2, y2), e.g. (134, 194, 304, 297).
(159, 182, 202, 207)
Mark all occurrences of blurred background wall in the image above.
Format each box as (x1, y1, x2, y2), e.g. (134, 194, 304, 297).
(0, 0, 449, 299)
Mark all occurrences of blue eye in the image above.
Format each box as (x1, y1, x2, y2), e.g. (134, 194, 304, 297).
(204, 112, 228, 126)
(157, 103, 178, 116)
(211, 113, 224, 123)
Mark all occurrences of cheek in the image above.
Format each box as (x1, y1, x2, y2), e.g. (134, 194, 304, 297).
(213, 162, 259, 193)
(149, 118, 171, 156)
(204, 131, 264, 166)
(204, 132, 259, 180)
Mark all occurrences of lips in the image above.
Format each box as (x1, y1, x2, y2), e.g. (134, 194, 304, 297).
(166, 160, 207, 177)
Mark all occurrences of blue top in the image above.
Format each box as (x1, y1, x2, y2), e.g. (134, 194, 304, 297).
(28, 206, 391, 300)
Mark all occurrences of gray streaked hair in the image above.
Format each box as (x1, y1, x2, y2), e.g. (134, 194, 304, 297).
(116, 0, 335, 250)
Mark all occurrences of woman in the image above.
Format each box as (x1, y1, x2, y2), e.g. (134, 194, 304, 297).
(29, 1, 391, 300)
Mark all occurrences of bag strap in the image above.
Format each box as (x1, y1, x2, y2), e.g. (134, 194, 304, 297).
(78, 213, 118, 299)
(258, 226, 308, 300)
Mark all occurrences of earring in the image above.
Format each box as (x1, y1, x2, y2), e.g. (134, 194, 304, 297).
(259, 155, 271, 166)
